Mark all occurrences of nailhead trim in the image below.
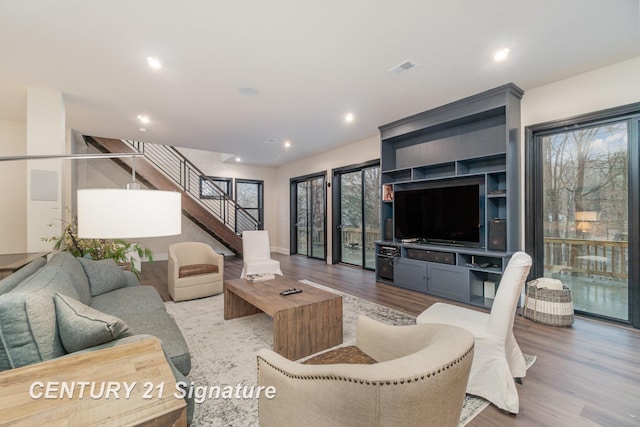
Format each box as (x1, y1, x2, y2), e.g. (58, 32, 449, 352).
(257, 343, 474, 386)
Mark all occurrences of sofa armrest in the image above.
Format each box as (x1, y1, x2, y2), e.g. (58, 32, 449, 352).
(162, 344, 195, 424)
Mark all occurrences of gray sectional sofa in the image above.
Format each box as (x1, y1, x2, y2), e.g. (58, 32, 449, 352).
(0, 251, 193, 422)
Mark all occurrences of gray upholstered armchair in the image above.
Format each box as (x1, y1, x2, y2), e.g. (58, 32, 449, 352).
(168, 242, 224, 301)
(257, 316, 474, 427)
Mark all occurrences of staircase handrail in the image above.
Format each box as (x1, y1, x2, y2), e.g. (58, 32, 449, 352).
(123, 140, 259, 234)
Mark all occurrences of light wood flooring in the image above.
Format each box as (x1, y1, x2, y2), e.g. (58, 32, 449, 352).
(141, 253, 640, 427)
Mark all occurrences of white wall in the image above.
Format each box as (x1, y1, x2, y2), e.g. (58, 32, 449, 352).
(522, 57, 640, 127)
(0, 119, 27, 254)
(177, 147, 278, 243)
(272, 136, 380, 259)
(26, 88, 66, 252)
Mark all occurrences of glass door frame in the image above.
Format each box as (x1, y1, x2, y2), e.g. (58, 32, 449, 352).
(290, 172, 327, 260)
(525, 102, 640, 328)
(331, 159, 380, 269)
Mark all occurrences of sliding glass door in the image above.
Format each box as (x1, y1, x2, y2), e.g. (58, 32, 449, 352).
(541, 122, 629, 319)
(527, 105, 639, 326)
(291, 173, 326, 260)
(332, 161, 380, 269)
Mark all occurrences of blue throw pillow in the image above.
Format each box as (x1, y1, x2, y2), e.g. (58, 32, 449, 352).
(77, 257, 127, 297)
(54, 293, 131, 353)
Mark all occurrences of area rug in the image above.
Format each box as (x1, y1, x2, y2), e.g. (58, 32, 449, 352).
(165, 279, 535, 426)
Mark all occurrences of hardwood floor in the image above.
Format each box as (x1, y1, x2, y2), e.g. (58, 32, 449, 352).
(141, 253, 640, 427)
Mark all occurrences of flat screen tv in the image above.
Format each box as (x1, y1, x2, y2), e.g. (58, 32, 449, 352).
(394, 184, 481, 247)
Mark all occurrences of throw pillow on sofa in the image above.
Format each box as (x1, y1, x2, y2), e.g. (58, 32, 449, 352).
(54, 293, 131, 353)
(77, 257, 127, 297)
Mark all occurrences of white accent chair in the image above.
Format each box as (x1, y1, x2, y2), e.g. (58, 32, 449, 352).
(168, 242, 224, 301)
(240, 230, 283, 278)
(257, 316, 474, 427)
(416, 251, 532, 414)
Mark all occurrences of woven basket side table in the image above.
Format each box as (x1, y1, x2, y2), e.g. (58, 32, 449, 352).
(523, 281, 574, 327)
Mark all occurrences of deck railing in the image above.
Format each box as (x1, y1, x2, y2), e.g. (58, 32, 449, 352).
(340, 227, 380, 250)
(123, 140, 259, 234)
(543, 237, 628, 279)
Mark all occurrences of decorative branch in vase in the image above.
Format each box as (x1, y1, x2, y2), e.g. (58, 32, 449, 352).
(42, 216, 153, 278)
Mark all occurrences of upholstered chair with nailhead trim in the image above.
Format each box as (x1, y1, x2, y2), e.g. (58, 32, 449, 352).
(257, 315, 474, 427)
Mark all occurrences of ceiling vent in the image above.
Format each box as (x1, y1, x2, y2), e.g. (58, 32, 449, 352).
(389, 60, 417, 74)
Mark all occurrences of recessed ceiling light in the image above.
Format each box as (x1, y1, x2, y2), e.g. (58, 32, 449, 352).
(493, 48, 510, 62)
(235, 157, 241, 162)
(139, 127, 147, 132)
(137, 115, 150, 124)
(284, 140, 292, 148)
(238, 87, 259, 96)
(344, 113, 354, 123)
(147, 57, 162, 70)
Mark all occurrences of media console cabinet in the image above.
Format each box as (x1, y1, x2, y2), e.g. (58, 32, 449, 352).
(376, 83, 523, 309)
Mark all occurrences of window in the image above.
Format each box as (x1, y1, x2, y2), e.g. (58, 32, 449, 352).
(200, 176, 231, 199)
(235, 179, 263, 229)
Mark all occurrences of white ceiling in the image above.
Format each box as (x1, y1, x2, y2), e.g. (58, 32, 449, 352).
(1, 0, 638, 166)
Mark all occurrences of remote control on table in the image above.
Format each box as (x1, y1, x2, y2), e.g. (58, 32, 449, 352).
(279, 288, 303, 296)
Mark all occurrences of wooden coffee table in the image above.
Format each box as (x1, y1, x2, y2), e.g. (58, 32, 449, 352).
(224, 276, 343, 360)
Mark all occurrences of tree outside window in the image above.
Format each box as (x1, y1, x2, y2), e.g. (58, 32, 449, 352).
(200, 176, 232, 199)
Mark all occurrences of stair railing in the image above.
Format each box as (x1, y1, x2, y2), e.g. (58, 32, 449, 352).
(123, 140, 259, 234)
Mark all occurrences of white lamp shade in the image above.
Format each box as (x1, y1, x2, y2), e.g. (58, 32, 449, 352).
(77, 189, 182, 239)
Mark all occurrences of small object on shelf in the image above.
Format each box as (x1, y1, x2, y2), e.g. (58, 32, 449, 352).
(247, 273, 275, 283)
(379, 246, 400, 257)
(483, 281, 496, 299)
(383, 184, 394, 201)
(400, 238, 418, 243)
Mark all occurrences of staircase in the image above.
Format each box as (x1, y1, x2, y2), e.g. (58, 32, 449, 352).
(85, 136, 259, 255)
